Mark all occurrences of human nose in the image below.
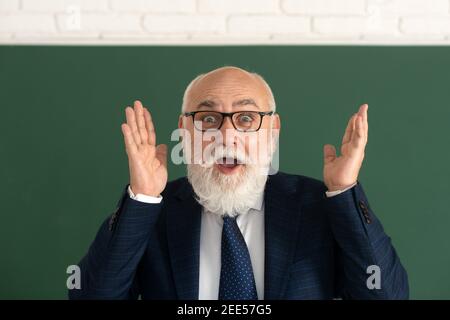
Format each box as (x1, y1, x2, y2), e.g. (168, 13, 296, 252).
(220, 115, 238, 146)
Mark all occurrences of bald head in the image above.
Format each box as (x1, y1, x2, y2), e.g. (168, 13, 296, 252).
(182, 66, 276, 113)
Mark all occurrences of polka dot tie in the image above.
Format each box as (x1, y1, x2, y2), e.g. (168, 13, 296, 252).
(218, 216, 258, 300)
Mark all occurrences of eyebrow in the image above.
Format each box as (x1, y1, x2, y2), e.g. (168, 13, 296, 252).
(233, 98, 260, 108)
(197, 100, 218, 108)
(196, 98, 260, 109)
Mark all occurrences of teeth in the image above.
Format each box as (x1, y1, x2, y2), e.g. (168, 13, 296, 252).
(217, 157, 238, 166)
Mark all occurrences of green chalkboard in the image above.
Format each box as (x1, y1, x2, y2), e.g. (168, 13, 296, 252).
(0, 46, 449, 299)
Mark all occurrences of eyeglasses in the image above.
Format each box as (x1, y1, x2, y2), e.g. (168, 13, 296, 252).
(183, 110, 275, 132)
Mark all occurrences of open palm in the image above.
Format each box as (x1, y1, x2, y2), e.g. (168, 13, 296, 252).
(323, 104, 368, 192)
(121, 100, 168, 197)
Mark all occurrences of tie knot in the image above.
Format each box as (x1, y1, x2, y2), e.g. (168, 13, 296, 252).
(223, 215, 239, 227)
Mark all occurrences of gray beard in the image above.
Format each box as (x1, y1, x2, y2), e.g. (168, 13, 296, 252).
(187, 163, 268, 217)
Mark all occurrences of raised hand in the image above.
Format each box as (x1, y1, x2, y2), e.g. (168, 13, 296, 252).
(323, 104, 368, 192)
(121, 100, 168, 197)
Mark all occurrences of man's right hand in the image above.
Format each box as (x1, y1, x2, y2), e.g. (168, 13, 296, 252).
(121, 100, 168, 197)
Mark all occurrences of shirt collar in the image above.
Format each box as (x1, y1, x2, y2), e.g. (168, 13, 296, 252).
(250, 191, 265, 212)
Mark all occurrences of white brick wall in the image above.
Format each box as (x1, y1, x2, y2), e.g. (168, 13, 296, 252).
(22, 0, 109, 12)
(283, 0, 366, 15)
(111, 0, 196, 13)
(1, 0, 450, 44)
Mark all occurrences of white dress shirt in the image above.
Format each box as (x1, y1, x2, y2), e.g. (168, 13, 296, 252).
(127, 181, 356, 300)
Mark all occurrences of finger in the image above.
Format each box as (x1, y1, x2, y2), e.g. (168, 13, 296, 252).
(360, 103, 368, 121)
(125, 106, 141, 145)
(323, 144, 336, 165)
(144, 108, 156, 145)
(358, 103, 368, 128)
(155, 144, 168, 168)
(134, 100, 148, 144)
(361, 103, 368, 139)
(342, 114, 357, 145)
(351, 115, 365, 149)
(121, 123, 138, 154)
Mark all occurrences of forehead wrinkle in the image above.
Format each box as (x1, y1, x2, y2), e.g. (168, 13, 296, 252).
(186, 76, 269, 111)
(194, 85, 262, 102)
(232, 98, 259, 108)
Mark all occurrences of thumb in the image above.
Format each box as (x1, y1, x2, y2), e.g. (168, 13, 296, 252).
(323, 144, 336, 165)
(155, 144, 168, 167)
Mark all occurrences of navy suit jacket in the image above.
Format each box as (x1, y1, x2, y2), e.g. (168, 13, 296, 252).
(69, 172, 409, 300)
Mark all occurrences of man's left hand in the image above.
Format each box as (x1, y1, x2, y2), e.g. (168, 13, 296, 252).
(323, 104, 369, 192)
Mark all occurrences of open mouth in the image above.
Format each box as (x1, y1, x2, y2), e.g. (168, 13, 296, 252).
(215, 157, 243, 174)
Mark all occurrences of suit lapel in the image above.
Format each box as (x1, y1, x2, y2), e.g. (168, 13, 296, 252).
(264, 174, 302, 299)
(166, 180, 202, 299)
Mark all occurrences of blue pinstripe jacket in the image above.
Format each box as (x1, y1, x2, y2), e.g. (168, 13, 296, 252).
(69, 172, 409, 300)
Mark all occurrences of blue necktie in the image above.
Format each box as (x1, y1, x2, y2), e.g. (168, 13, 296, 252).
(219, 216, 258, 300)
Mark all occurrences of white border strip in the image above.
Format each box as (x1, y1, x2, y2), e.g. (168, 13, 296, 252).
(1, 38, 450, 46)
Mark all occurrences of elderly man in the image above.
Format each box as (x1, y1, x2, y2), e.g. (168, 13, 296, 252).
(69, 66, 408, 300)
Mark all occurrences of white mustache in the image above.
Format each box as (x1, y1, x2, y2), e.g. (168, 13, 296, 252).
(201, 146, 248, 167)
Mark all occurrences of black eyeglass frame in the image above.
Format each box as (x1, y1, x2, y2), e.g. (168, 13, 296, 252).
(183, 110, 275, 132)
